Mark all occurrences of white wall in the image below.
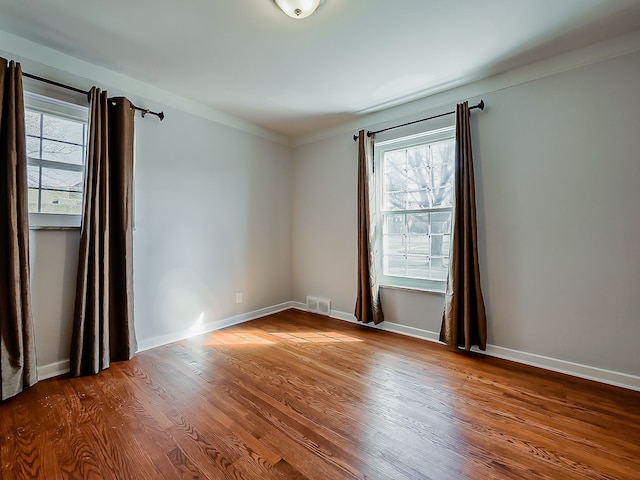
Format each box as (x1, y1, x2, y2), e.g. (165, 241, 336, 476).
(291, 134, 358, 314)
(292, 49, 640, 379)
(28, 230, 79, 373)
(133, 106, 292, 343)
(2, 42, 292, 375)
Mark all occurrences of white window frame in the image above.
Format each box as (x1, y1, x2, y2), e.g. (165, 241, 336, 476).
(375, 126, 456, 293)
(24, 92, 89, 229)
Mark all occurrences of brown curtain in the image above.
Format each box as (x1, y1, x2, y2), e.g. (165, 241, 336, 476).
(440, 102, 487, 350)
(354, 130, 384, 324)
(0, 58, 37, 401)
(70, 89, 137, 377)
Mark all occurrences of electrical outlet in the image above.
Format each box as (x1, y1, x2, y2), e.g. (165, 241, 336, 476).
(236, 292, 243, 304)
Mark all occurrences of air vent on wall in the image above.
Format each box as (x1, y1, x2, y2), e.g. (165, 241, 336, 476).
(306, 296, 331, 316)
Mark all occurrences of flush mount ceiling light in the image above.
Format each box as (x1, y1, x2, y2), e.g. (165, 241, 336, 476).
(273, 0, 326, 19)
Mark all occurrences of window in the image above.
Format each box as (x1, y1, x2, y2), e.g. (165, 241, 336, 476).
(376, 126, 455, 292)
(24, 93, 88, 228)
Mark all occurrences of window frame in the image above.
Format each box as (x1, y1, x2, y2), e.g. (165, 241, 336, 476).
(375, 126, 456, 293)
(24, 92, 89, 229)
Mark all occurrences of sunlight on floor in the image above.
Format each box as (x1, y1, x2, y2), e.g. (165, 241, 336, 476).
(204, 331, 364, 346)
(204, 333, 276, 346)
(270, 332, 364, 343)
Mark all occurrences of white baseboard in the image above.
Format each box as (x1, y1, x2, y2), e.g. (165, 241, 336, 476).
(472, 344, 640, 393)
(294, 305, 640, 392)
(37, 302, 640, 392)
(290, 301, 308, 311)
(37, 359, 70, 380)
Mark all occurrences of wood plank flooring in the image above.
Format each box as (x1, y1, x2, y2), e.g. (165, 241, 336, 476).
(1, 309, 639, 479)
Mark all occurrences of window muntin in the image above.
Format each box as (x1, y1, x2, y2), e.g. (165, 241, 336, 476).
(24, 93, 88, 228)
(377, 127, 455, 292)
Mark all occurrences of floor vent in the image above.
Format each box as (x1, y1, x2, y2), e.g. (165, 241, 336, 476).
(306, 296, 331, 316)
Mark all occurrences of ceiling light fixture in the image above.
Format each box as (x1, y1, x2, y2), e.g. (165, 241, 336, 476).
(273, 0, 326, 19)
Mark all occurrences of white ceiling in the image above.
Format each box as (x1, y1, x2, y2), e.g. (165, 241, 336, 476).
(0, 0, 639, 139)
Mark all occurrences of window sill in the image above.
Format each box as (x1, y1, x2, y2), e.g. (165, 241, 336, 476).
(380, 284, 446, 295)
(29, 213, 81, 230)
(29, 225, 80, 231)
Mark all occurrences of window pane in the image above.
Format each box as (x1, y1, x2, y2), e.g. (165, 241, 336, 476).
(385, 169, 405, 193)
(430, 163, 454, 188)
(40, 189, 83, 214)
(429, 261, 448, 281)
(407, 234, 429, 256)
(407, 255, 430, 279)
(406, 188, 429, 209)
(384, 234, 405, 256)
(384, 214, 405, 235)
(430, 140, 453, 165)
(430, 211, 452, 236)
(384, 150, 406, 210)
(384, 192, 407, 211)
(406, 147, 429, 187)
(384, 254, 435, 280)
(41, 139, 84, 165)
(430, 234, 449, 258)
(385, 150, 406, 175)
(25, 111, 41, 136)
(28, 188, 40, 213)
(430, 186, 453, 208)
(27, 165, 40, 189)
(430, 210, 451, 280)
(407, 213, 430, 255)
(42, 115, 85, 145)
(384, 255, 406, 277)
(407, 213, 429, 232)
(27, 136, 40, 159)
(41, 167, 83, 192)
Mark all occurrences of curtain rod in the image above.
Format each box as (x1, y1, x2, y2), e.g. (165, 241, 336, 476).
(352, 100, 484, 141)
(22, 72, 165, 121)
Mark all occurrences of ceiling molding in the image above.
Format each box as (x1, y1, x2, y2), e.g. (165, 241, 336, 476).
(0, 29, 292, 147)
(293, 29, 640, 148)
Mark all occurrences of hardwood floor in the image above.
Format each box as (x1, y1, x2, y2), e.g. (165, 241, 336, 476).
(1, 309, 639, 479)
